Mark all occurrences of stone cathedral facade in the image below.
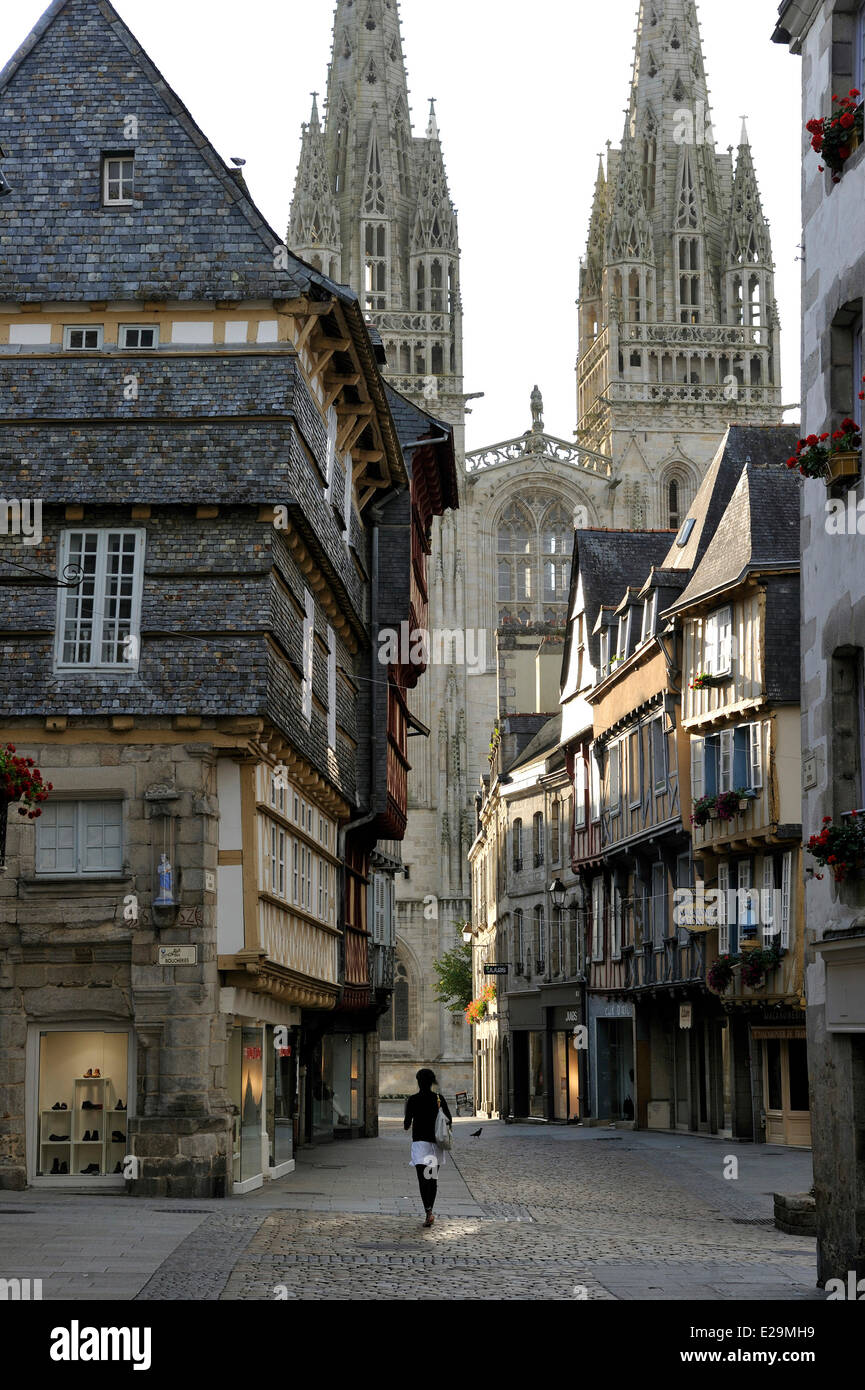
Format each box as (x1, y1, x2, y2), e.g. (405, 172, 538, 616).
(290, 0, 783, 1099)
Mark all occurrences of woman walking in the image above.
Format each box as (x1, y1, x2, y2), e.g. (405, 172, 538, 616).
(404, 1068, 452, 1227)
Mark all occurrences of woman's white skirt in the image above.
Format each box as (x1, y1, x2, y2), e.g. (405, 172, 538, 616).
(410, 1139, 446, 1171)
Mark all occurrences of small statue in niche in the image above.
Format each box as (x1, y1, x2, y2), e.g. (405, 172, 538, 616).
(154, 853, 175, 906)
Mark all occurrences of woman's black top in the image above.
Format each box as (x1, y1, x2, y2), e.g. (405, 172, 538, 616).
(404, 1089, 452, 1143)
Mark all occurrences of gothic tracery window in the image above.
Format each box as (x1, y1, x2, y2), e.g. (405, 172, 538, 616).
(381, 957, 410, 1041)
(496, 498, 573, 629)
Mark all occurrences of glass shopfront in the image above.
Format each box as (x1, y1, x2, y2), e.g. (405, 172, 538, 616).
(552, 1032, 580, 1121)
(528, 1031, 545, 1118)
(36, 1029, 130, 1179)
(267, 1025, 296, 1169)
(309, 1031, 366, 1137)
(240, 1027, 263, 1184)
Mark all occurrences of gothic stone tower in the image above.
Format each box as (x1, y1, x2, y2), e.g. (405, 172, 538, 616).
(289, 0, 472, 1095)
(578, 0, 783, 530)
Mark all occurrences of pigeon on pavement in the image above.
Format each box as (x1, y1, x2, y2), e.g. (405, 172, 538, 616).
(470, 1127, 483, 1137)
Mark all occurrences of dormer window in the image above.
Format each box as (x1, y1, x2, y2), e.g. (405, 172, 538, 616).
(616, 611, 631, 661)
(675, 517, 696, 548)
(599, 629, 610, 678)
(102, 153, 134, 206)
(64, 326, 103, 350)
(641, 592, 657, 644)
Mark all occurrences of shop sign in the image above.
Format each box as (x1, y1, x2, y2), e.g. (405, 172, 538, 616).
(596, 1001, 632, 1019)
(483, 964, 509, 975)
(157, 945, 197, 965)
(679, 1004, 693, 1030)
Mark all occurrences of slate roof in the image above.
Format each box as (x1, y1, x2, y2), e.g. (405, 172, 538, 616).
(0, 0, 325, 305)
(506, 713, 562, 774)
(658, 424, 800, 582)
(662, 425, 801, 613)
(561, 529, 677, 678)
(384, 384, 459, 512)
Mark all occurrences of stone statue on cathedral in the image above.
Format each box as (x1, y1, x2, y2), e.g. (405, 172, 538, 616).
(531, 385, 544, 434)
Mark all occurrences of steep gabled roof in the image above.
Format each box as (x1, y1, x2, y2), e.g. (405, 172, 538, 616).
(657, 425, 800, 581)
(506, 714, 562, 775)
(0, 0, 326, 303)
(667, 454, 801, 612)
(561, 528, 677, 680)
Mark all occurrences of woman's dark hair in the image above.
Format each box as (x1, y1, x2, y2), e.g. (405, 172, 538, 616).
(416, 1068, 437, 1091)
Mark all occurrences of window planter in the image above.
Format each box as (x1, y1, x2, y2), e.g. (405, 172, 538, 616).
(806, 812, 865, 883)
(806, 93, 864, 183)
(825, 450, 861, 485)
(786, 420, 862, 481)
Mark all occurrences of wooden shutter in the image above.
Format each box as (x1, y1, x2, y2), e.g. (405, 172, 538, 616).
(720, 730, 734, 793)
(717, 860, 730, 954)
(761, 855, 775, 949)
(718, 606, 733, 674)
(749, 722, 763, 789)
(780, 852, 792, 951)
(690, 737, 704, 806)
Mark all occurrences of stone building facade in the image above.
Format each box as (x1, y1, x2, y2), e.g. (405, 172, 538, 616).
(291, 0, 785, 1103)
(0, 0, 454, 1195)
(774, 0, 865, 1284)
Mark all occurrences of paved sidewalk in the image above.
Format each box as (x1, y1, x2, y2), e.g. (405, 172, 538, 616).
(0, 1116, 821, 1301)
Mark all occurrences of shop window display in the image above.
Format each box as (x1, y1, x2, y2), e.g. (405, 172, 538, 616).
(37, 1030, 129, 1177)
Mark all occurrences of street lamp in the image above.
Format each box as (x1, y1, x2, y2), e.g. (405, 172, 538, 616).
(462, 925, 473, 944)
(549, 878, 567, 911)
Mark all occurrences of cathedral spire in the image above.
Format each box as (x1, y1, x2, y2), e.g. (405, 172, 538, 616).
(290, 0, 463, 412)
(288, 91, 340, 278)
(411, 101, 458, 254)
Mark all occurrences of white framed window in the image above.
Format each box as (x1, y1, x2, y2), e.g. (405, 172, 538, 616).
(63, 325, 103, 351)
(301, 589, 315, 723)
(780, 852, 792, 951)
(690, 736, 705, 805)
(652, 718, 667, 792)
(640, 591, 657, 644)
(761, 854, 775, 949)
(551, 800, 561, 865)
(36, 800, 123, 877)
(717, 860, 731, 954)
(856, 2, 865, 97)
(269, 825, 286, 898)
(591, 878, 604, 961)
(102, 154, 134, 205)
(512, 817, 523, 869)
(720, 729, 735, 793)
(574, 761, 587, 830)
(704, 605, 732, 677)
(514, 909, 524, 965)
(324, 406, 338, 494)
(327, 625, 337, 752)
(628, 731, 641, 807)
(738, 858, 756, 944)
(371, 874, 387, 943)
(119, 325, 158, 349)
(609, 742, 621, 814)
(616, 612, 631, 661)
(55, 530, 145, 670)
(599, 628, 609, 678)
(590, 754, 601, 823)
(748, 722, 763, 789)
(534, 904, 546, 969)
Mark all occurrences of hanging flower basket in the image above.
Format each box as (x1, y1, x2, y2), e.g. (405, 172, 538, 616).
(740, 946, 781, 989)
(806, 92, 864, 182)
(785, 419, 862, 482)
(707, 955, 736, 993)
(806, 812, 865, 883)
(0, 744, 53, 871)
(465, 982, 496, 1026)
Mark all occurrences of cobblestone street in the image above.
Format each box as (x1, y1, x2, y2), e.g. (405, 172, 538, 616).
(0, 1117, 822, 1302)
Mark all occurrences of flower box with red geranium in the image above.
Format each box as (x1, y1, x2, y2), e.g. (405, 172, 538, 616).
(785, 418, 862, 485)
(806, 811, 865, 884)
(806, 91, 864, 182)
(0, 743, 54, 870)
(464, 982, 496, 1026)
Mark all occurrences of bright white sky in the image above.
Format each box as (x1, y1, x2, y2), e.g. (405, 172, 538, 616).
(9, 0, 802, 450)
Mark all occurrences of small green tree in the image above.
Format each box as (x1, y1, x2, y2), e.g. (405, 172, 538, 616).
(432, 925, 473, 1013)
